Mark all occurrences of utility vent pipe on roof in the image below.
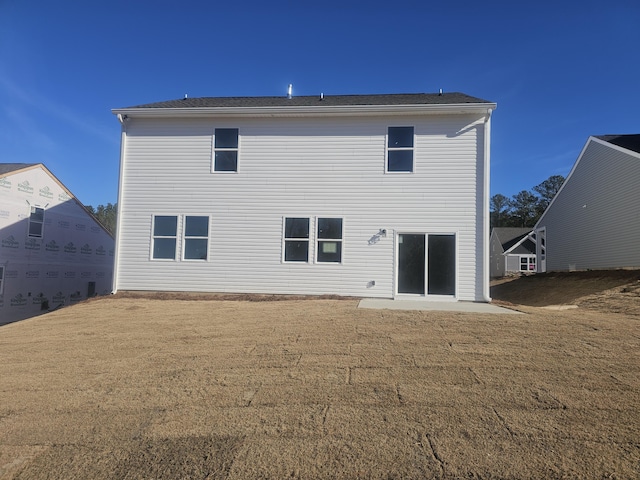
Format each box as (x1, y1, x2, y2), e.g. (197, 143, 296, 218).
(287, 84, 292, 99)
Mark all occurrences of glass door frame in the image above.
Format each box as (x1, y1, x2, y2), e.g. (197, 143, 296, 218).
(394, 231, 458, 300)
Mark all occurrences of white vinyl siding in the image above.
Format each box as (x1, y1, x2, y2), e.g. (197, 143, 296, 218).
(536, 138, 640, 272)
(116, 114, 488, 301)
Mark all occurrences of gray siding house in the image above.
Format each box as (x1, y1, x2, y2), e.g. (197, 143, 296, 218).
(535, 134, 640, 272)
(112, 92, 496, 302)
(490, 228, 536, 277)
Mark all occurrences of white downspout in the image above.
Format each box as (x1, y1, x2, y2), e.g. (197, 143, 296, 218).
(112, 114, 128, 294)
(482, 108, 493, 302)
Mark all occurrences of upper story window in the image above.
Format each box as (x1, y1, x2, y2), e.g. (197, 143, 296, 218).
(317, 218, 343, 263)
(183, 216, 209, 260)
(28, 206, 45, 237)
(152, 215, 178, 260)
(387, 126, 414, 173)
(283, 217, 310, 262)
(213, 128, 239, 172)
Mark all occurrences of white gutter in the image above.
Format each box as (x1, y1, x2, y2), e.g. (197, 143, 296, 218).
(111, 114, 128, 294)
(111, 103, 497, 119)
(482, 108, 494, 302)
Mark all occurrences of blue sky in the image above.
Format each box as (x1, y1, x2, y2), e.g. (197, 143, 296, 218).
(1, 0, 638, 207)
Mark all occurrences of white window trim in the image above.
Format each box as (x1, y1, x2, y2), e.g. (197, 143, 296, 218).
(150, 214, 179, 261)
(385, 126, 415, 174)
(282, 216, 312, 264)
(182, 215, 210, 262)
(211, 128, 240, 174)
(519, 255, 536, 271)
(315, 217, 344, 264)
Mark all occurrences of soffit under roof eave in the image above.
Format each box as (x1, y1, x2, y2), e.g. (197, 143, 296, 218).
(112, 103, 496, 118)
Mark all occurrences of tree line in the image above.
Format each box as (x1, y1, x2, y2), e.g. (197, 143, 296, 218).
(86, 203, 117, 236)
(491, 175, 564, 228)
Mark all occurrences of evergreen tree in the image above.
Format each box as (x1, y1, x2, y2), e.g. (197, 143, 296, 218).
(86, 203, 117, 236)
(490, 194, 511, 227)
(533, 175, 565, 213)
(509, 190, 539, 227)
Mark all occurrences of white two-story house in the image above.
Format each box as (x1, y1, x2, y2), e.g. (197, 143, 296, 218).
(112, 92, 495, 302)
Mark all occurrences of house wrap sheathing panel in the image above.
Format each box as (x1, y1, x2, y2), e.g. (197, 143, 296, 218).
(0, 165, 114, 324)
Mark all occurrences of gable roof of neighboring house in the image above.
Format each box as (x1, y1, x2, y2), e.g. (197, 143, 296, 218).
(0, 163, 37, 176)
(492, 228, 532, 250)
(0, 162, 114, 239)
(121, 92, 493, 110)
(505, 236, 536, 255)
(595, 134, 640, 154)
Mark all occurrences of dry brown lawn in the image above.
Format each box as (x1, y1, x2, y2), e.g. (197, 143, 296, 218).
(1, 272, 639, 479)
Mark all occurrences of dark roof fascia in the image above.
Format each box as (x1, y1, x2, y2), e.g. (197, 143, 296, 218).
(113, 93, 496, 118)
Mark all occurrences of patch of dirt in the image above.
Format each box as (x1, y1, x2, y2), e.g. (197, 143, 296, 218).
(577, 279, 640, 315)
(491, 269, 640, 309)
(2, 292, 640, 478)
(14, 436, 243, 480)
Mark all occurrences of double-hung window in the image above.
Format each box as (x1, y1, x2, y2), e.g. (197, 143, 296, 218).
(28, 206, 45, 237)
(317, 218, 343, 263)
(213, 128, 239, 172)
(152, 215, 178, 260)
(387, 126, 414, 172)
(283, 218, 310, 262)
(183, 216, 209, 260)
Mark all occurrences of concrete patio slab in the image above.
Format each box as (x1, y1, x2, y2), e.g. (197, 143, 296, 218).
(358, 298, 522, 314)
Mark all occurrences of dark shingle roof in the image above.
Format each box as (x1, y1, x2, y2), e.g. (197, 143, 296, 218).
(122, 92, 493, 110)
(0, 163, 37, 175)
(492, 228, 533, 250)
(595, 134, 640, 154)
(509, 238, 536, 255)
